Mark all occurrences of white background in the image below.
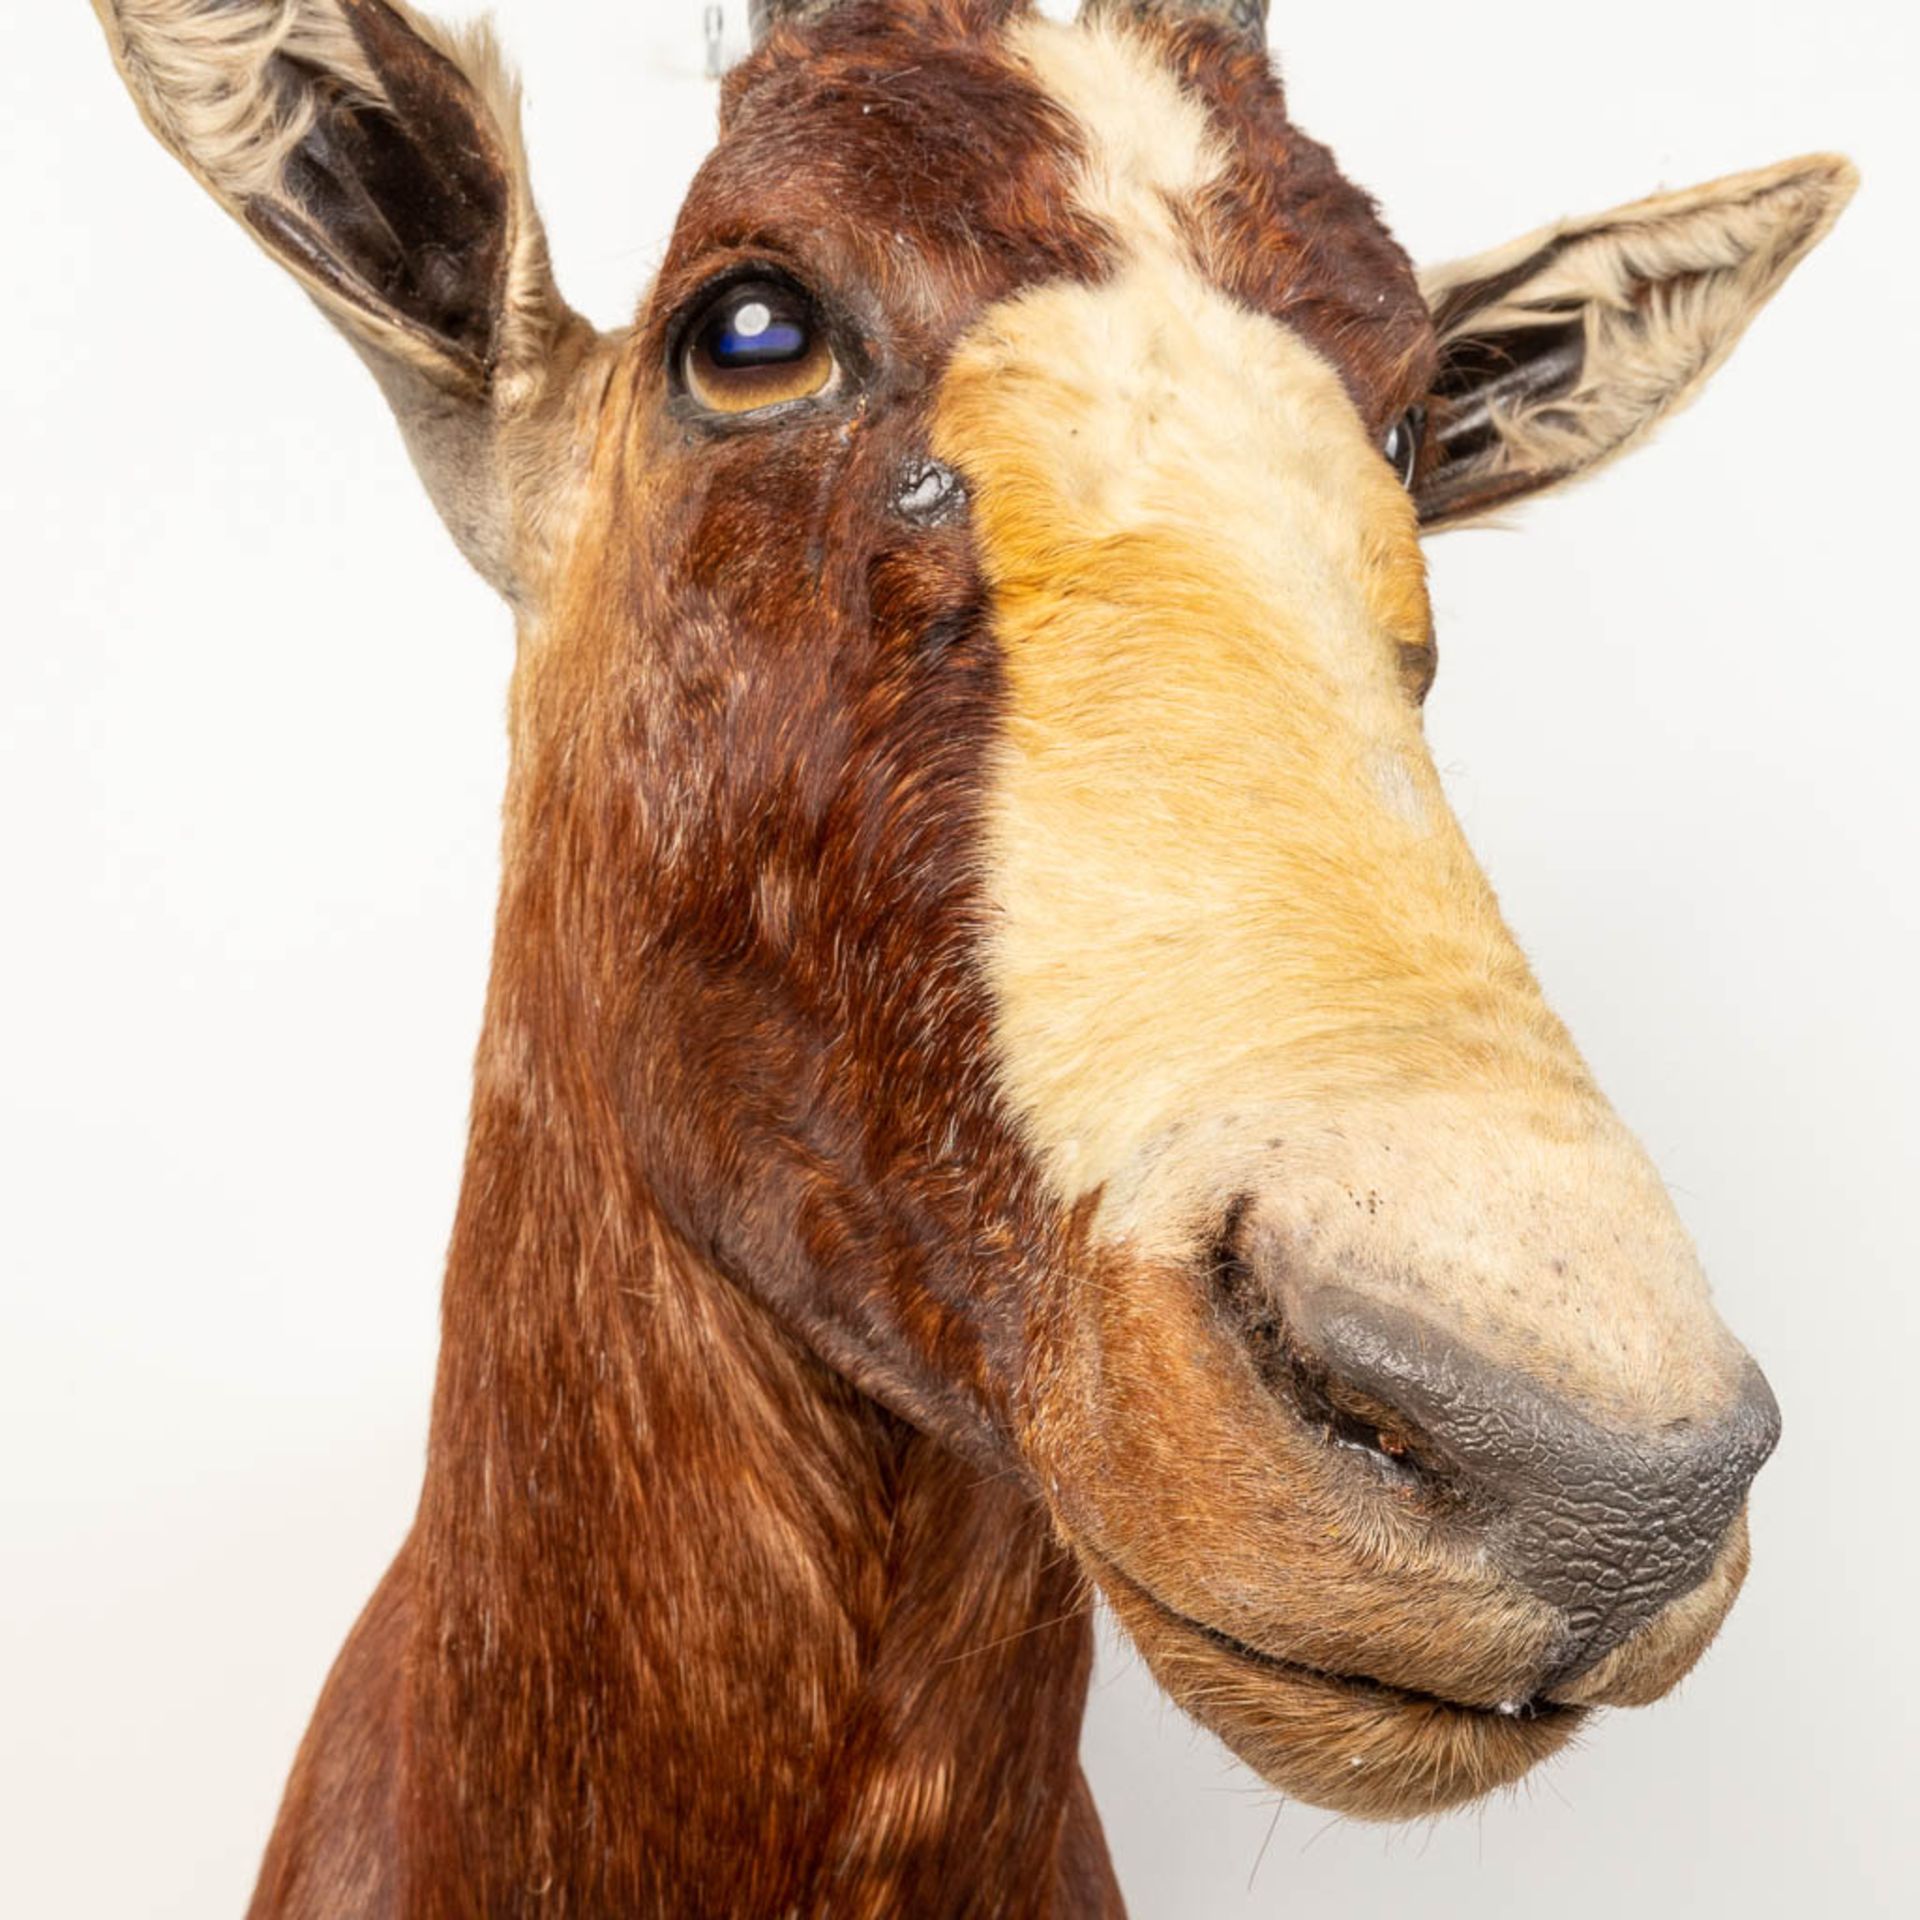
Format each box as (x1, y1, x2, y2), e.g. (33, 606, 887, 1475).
(4, 2, 1915, 1914)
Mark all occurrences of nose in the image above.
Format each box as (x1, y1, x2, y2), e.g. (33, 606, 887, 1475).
(1281, 1289, 1781, 1682)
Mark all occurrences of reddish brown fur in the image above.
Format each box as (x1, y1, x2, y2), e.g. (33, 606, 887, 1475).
(249, 11, 1169, 1909)
(238, 9, 1478, 1912)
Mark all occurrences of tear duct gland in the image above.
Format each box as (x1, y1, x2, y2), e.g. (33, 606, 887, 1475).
(87, 0, 1850, 1909)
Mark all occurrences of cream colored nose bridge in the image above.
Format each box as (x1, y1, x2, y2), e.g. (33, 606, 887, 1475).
(931, 258, 1584, 1245)
(930, 15, 1746, 1431)
(930, 11, 1612, 1263)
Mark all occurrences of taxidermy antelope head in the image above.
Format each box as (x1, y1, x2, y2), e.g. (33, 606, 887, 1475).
(94, 0, 1853, 1911)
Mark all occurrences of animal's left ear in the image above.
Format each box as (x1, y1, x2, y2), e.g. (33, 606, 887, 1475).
(1414, 155, 1857, 530)
(92, 0, 586, 598)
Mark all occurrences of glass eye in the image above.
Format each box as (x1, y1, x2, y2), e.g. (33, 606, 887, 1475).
(681, 279, 836, 416)
(1382, 407, 1426, 487)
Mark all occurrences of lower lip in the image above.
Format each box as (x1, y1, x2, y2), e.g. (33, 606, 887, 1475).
(1105, 1552, 1575, 1729)
(1189, 1612, 1569, 1725)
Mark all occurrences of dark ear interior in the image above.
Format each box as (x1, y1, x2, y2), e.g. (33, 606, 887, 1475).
(243, 1, 510, 383)
(97, 0, 583, 596)
(1411, 157, 1857, 532)
(1421, 245, 1589, 525)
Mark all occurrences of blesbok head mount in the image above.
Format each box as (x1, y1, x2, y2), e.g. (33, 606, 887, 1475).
(95, 0, 1853, 1908)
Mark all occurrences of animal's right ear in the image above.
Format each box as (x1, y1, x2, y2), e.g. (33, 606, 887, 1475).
(92, 1, 587, 599)
(1413, 156, 1856, 531)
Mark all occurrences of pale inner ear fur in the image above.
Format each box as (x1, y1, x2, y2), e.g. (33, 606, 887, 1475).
(1416, 154, 1857, 529)
(94, 1, 560, 377)
(94, 0, 388, 203)
(93, 0, 592, 602)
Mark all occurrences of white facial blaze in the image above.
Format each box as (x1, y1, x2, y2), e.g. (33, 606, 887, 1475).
(941, 259, 1486, 1223)
(943, 19, 1490, 1221)
(934, 18, 1745, 1423)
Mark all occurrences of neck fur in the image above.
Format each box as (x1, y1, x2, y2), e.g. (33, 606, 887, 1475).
(414, 1067, 1105, 1904)
(252, 646, 1116, 1915)
(351, 1063, 1097, 1914)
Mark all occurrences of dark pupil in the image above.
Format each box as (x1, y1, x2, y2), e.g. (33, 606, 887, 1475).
(706, 294, 809, 369)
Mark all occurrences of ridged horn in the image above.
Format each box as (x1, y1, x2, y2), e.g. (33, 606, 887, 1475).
(1085, 0, 1270, 44)
(749, 0, 851, 44)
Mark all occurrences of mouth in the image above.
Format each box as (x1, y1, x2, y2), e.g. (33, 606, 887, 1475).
(1091, 1552, 1586, 1819)
(1183, 1608, 1568, 1724)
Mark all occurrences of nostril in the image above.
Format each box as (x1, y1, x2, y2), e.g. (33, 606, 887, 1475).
(1205, 1208, 1449, 1489)
(1277, 1345, 1447, 1485)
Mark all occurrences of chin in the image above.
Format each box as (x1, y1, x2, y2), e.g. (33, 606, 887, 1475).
(1089, 1513, 1753, 1818)
(1100, 1505, 1755, 1817)
(1096, 1556, 1585, 1819)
